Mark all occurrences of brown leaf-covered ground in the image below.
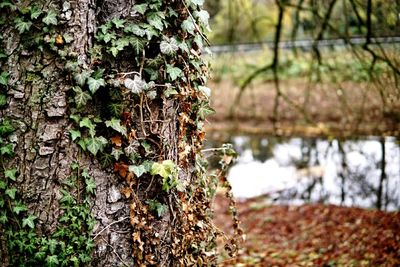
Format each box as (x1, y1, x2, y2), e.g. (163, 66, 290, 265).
(213, 195, 400, 267)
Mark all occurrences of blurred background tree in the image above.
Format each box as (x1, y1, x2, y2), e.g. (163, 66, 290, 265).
(206, 0, 400, 45)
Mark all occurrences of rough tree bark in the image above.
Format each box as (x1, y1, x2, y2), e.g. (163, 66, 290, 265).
(0, 0, 135, 265)
(0, 0, 217, 266)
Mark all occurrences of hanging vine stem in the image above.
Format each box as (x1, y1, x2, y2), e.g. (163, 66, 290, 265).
(182, 0, 211, 47)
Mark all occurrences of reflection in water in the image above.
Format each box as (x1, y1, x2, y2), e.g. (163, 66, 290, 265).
(207, 136, 400, 211)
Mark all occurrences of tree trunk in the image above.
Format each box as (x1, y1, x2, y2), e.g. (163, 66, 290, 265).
(1, 0, 217, 266)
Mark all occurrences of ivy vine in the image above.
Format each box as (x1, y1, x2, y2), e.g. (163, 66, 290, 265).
(0, 0, 241, 265)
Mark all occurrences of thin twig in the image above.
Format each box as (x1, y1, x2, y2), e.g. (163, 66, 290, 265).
(182, 0, 211, 46)
(92, 217, 130, 240)
(118, 71, 141, 77)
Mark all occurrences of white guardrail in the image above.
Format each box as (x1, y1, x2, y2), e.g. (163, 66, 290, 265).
(209, 36, 400, 54)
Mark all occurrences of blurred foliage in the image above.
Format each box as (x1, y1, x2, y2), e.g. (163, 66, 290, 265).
(205, 0, 400, 45)
(209, 46, 396, 85)
(207, 0, 291, 44)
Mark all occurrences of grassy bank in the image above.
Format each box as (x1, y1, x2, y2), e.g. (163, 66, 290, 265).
(206, 48, 400, 137)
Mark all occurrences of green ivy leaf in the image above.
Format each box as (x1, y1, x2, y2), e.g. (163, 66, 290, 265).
(34, 251, 46, 261)
(142, 24, 159, 40)
(146, 200, 167, 217)
(111, 148, 124, 160)
(108, 103, 124, 117)
(105, 118, 127, 136)
(46, 255, 59, 267)
(79, 253, 91, 264)
(0, 211, 7, 224)
(47, 239, 58, 254)
(160, 38, 179, 55)
(13, 201, 27, 214)
(5, 188, 17, 199)
(113, 38, 130, 52)
(129, 37, 145, 54)
(129, 164, 147, 178)
(194, 10, 210, 31)
(133, 3, 148, 15)
(102, 32, 116, 43)
(166, 64, 182, 81)
(0, 2, 16, 10)
(181, 18, 195, 35)
(99, 23, 111, 35)
(109, 46, 119, 57)
(164, 88, 178, 98)
(150, 160, 176, 179)
(0, 143, 14, 156)
(198, 85, 211, 98)
(0, 120, 14, 136)
(198, 104, 215, 120)
(141, 141, 152, 154)
(0, 71, 9, 86)
(190, 0, 204, 5)
(29, 5, 43, 20)
(193, 34, 204, 50)
(112, 18, 125, 28)
(86, 136, 107, 156)
(63, 33, 74, 43)
(5, 168, 17, 181)
(124, 24, 146, 37)
(78, 139, 87, 151)
(142, 160, 153, 172)
(124, 75, 146, 94)
(42, 10, 58, 25)
(85, 178, 96, 195)
(74, 71, 91, 87)
(73, 86, 92, 109)
(0, 94, 6, 107)
(81, 168, 91, 179)
(22, 215, 37, 229)
(0, 180, 6, 190)
(14, 18, 32, 33)
(79, 117, 96, 137)
(93, 68, 105, 80)
(69, 129, 81, 141)
(60, 189, 75, 205)
(69, 114, 81, 124)
(99, 152, 113, 168)
(147, 12, 164, 31)
(87, 77, 105, 94)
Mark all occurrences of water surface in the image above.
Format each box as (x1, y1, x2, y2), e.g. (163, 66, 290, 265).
(208, 135, 400, 211)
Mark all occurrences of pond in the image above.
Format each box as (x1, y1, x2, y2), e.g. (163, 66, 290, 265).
(207, 135, 400, 211)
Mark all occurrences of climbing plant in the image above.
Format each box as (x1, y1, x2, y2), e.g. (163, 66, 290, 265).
(0, 0, 240, 265)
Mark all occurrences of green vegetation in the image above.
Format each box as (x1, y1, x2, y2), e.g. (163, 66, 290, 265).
(0, 119, 95, 266)
(210, 46, 396, 85)
(0, 0, 242, 265)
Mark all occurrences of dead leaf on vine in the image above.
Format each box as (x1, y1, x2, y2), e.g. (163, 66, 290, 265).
(125, 172, 135, 186)
(132, 231, 141, 242)
(114, 162, 129, 178)
(55, 34, 64, 46)
(197, 131, 206, 142)
(111, 135, 122, 147)
(178, 191, 186, 200)
(179, 112, 191, 124)
(182, 202, 189, 212)
(122, 111, 131, 125)
(128, 129, 138, 141)
(120, 186, 133, 198)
